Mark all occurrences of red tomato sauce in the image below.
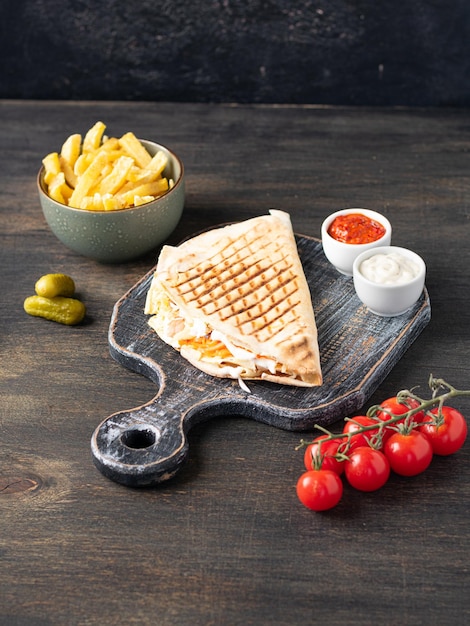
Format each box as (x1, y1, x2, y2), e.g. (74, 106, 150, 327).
(328, 213, 386, 244)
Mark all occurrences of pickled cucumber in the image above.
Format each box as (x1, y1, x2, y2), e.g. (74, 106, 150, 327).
(24, 295, 86, 325)
(35, 273, 76, 298)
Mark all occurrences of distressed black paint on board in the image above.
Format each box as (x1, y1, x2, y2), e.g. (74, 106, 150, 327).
(91, 235, 431, 487)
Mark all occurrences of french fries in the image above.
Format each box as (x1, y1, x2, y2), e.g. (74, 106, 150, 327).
(41, 122, 174, 211)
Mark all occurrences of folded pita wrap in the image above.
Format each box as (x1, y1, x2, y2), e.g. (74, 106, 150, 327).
(144, 210, 322, 387)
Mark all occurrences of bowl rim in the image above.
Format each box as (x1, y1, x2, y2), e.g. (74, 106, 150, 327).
(321, 208, 392, 249)
(37, 139, 184, 215)
(353, 245, 426, 289)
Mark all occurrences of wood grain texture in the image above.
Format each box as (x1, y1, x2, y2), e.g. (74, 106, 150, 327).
(1, 101, 469, 626)
(92, 235, 430, 486)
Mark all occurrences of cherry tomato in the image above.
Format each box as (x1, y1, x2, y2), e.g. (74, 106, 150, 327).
(344, 446, 390, 492)
(343, 415, 391, 450)
(419, 406, 467, 456)
(296, 469, 343, 511)
(376, 396, 425, 429)
(384, 430, 433, 476)
(303, 436, 345, 474)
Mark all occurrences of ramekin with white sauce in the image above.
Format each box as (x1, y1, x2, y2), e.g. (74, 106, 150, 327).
(352, 246, 426, 316)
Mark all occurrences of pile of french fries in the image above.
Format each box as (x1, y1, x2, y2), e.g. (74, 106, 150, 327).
(41, 121, 174, 211)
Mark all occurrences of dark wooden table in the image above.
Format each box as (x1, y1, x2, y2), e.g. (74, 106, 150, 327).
(1, 101, 469, 626)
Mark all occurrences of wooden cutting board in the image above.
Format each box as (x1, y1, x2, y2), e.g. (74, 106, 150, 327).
(91, 234, 431, 486)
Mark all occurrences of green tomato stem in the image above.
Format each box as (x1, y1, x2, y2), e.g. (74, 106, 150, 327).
(297, 375, 470, 455)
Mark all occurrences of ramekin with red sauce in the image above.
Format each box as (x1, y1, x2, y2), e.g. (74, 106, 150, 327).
(321, 208, 392, 275)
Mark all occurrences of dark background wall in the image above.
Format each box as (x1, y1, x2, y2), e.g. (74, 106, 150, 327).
(1, 0, 469, 106)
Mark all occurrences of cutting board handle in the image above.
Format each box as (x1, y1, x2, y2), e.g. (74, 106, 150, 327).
(91, 390, 192, 487)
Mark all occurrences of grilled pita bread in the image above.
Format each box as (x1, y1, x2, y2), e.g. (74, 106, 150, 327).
(144, 210, 322, 387)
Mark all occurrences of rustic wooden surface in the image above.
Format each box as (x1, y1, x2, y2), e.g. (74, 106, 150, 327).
(93, 235, 430, 487)
(1, 101, 469, 625)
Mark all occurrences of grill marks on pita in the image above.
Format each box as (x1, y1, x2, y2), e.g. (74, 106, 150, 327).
(144, 210, 322, 387)
(170, 223, 302, 344)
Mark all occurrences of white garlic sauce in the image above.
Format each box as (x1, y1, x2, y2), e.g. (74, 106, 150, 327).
(360, 252, 420, 285)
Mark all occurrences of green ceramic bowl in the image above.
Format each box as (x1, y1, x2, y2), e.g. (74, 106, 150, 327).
(38, 140, 185, 263)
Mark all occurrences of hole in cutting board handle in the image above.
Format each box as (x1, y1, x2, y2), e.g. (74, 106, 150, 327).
(121, 426, 159, 450)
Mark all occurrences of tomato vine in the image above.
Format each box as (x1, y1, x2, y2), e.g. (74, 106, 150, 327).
(296, 375, 469, 511)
